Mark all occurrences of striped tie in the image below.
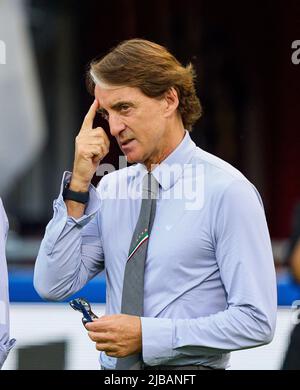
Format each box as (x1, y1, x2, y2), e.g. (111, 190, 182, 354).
(116, 173, 158, 370)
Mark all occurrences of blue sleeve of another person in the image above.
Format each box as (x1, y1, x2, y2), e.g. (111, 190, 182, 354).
(0, 199, 16, 369)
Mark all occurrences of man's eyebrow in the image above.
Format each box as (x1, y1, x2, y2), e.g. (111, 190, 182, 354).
(97, 101, 135, 116)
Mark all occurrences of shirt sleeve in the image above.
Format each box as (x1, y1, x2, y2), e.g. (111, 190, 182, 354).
(141, 179, 277, 366)
(34, 172, 105, 301)
(0, 199, 16, 369)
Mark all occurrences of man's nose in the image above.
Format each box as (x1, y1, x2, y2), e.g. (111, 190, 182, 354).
(109, 113, 126, 137)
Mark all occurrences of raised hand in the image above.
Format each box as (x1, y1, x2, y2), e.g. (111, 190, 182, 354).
(71, 99, 110, 192)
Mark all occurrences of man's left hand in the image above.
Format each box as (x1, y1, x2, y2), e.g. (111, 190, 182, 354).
(85, 314, 142, 358)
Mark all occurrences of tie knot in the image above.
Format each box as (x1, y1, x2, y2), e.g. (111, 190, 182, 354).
(142, 173, 159, 199)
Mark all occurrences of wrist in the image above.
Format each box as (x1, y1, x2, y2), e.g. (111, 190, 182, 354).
(69, 174, 90, 192)
(63, 180, 89, 205)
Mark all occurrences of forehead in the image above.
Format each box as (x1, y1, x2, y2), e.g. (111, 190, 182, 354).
(94, 84, 146, 107)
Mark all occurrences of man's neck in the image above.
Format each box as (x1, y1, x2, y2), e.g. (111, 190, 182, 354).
(145, 124, 185, 171)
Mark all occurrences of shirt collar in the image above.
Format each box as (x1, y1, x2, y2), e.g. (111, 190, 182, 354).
(134, 130, 197, 191)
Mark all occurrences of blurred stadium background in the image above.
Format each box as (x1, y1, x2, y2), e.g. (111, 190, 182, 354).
(0, 0, 300, 369)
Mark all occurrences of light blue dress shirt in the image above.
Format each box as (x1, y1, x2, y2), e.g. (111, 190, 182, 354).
(0, 199, 16, 369)
(34, 131, 277, 369)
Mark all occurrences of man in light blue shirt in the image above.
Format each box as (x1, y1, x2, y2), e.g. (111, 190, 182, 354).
(0, 198, 16, 369)
(34, 39, 277, 370)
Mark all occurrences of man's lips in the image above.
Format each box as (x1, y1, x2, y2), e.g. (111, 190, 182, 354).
(120, 139, 135, 146)
(120, 139, 137, 151)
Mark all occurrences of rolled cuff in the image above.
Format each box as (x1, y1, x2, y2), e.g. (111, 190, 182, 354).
(141, 317, 174, 366)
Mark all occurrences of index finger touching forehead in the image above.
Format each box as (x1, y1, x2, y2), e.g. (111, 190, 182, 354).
(82, 99, 99, 130)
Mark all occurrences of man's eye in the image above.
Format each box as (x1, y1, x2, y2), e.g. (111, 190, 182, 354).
(120, 105, 130, 112)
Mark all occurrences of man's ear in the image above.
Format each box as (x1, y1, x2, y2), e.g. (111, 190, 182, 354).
(163, 87, 179, 117)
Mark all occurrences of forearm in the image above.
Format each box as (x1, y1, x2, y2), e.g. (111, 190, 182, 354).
(35, 218, 91, 300)
(65, 174, 91, 219)
(141, 304, 275, 366)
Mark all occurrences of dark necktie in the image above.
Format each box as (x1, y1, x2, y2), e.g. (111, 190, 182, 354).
(116, 173, 158, 370)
